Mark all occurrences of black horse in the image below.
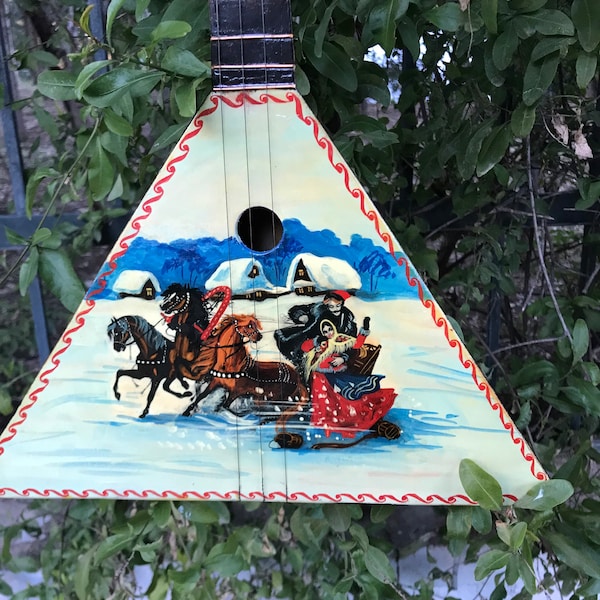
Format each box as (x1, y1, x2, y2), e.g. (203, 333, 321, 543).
(107, 315, 192, 418)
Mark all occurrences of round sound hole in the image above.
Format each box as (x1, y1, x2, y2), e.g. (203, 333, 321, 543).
(237, 206, 283, 252)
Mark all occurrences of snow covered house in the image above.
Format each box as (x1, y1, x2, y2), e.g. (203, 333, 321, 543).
(206, 258, 286, 301)
(113, 270, 161, 300)
(285, 253, 361, 296)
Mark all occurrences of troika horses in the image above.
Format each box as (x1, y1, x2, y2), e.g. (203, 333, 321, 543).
(107, 315, 193, 418)
(159, 283, 231, 382)
(180, 314, 309, 433)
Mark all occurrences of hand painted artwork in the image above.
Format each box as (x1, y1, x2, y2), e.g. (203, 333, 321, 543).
(0, 90, 546, 503)
(100, 219, 405, 451)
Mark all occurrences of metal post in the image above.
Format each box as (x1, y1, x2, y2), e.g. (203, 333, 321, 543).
(0, 9, 50, 363)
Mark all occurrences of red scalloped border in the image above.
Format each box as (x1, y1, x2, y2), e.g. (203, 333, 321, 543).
(0, 91, 545, 502)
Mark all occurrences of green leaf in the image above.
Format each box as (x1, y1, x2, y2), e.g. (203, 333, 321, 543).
(561, 379, 600, 415)
(576, 177, 600, 209)
(459, 459, 503, 510)
(83, 66, 162, 108)
(576, 52, 597, 89)
(74, 60, 113, 99)
(458, 123, 491, 179)
(294, 64, 310, 94)
(185, 503, 219, 524)
(544, 524, 600, 579)
(78, 4, 95, 38)
(572, 318, 589, 363)
(397, 17, 420, 59)
(324, 504, 353, 532)
(520, 9, 574, 36)
(204, 543, 247, 576)
(349, 523, 370, 552)
(364, 545, 395, 584)
(511, 102, 536, 137)
(19, 247, 39, 296)
(152, 502, 172, 528)
(447, 506, 472, 539)
(38, 249, 85, 313)
(303, 35, 357, 91)
(518, 544, 537, 595)
(88, 141, 115, 201)
(364, 0, 409, 54)
(425, 3, 467, 32)
(474, 549, 511, 580)
(530, 36, 574, 61)
(314, 0, 338, 58)
(94, 532, 136, 564)
(497, 521, 527, 550)
(514, 479, 574, 511)
(103, 109, 134, 137)
(522, 52, 559, 106)
(174, 79, 197, 118)
(572, 0, 600, 52)
(370, 504, 395, 524)
(493, 26, 519, 70)
(482, 0, 498, 34)
(37, 70, 77, 101)
(150, 122, 188, 154)
(0, 388, 12, 416)
(106, 0, 128, 46)
(161, 46, 210, 78)
(476, 124, 511, 177)
(509, 0, 547, 12)
(471, 506, 492, 534)
(74, 549, 94, 600)
(25, 167, 59, 218)
(151, 20, 191, 42)
(484, 43, 505, 86)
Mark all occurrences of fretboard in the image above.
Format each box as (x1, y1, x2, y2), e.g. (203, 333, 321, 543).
(210, 0, 295, 90)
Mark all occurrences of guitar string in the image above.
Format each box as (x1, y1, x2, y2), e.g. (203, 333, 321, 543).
(215, 0, 243, 498)
(262, 0, 289, 500)
(239, 0, 269, 501)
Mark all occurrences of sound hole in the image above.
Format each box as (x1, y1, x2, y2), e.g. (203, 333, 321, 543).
(237, 207, 283, 252)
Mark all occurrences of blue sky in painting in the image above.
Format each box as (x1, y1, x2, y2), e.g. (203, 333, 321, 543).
(89, 219, 430, 301)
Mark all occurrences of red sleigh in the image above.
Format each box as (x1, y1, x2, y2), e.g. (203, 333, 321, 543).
(309, 373, 397, 439)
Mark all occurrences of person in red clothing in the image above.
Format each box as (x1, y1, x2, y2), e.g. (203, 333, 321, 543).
(301, 318, 383, 400)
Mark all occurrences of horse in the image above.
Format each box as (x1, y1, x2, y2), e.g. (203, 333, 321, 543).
(107, 315, 193, 418)
(159, 283, 231, 381)
(181, 314, 309, 434)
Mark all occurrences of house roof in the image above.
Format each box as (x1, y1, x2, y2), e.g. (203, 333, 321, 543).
(285, 253, 361, 291)
(113, 270, 160, 294)
(206, 258, 286, 294)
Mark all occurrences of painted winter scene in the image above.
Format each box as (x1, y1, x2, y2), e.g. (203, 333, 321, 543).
(0, 91, 544, 502)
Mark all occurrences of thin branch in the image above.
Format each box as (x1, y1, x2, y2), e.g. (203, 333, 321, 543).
(492, 337, 560, 355)
(526, 136, 573, 344)
(0, 117, 102, 287)
(582, 262, 600, 294)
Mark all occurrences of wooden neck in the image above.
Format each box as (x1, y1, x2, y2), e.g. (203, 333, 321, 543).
(210, 0, 295, 90)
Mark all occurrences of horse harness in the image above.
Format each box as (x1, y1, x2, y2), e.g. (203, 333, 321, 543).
(209, 356, 296, 385)
(110, 318, 169, 366)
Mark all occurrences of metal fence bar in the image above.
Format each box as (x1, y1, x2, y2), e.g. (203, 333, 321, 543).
(0, 12, 50, 363)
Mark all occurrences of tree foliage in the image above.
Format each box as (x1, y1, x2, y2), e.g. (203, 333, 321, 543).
(0, 0, 599, 597)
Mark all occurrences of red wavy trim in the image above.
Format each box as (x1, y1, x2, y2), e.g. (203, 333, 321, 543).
(0, 91, 544, 503)
(0, 487, 518, 504)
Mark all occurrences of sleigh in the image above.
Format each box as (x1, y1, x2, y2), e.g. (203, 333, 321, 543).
(346, 343, 382, 376)
(309, 373, 396, 439)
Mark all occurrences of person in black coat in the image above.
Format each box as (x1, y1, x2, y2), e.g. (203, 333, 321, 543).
(274, 290, 357, 372)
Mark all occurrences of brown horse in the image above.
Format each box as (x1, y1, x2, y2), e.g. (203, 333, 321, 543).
(181, 314, 309, 430)
(160, 284, 230, 383)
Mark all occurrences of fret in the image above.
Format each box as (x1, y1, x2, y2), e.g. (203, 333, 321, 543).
(210, 0, 295, 90)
